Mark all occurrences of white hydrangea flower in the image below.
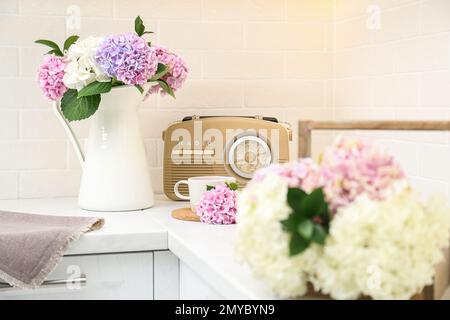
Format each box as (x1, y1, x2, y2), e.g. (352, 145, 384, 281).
(311, 185, 450, 300)
(235, 174, 320, 298)
(63, 36, 110, 91)
(236, 175, 450, 300)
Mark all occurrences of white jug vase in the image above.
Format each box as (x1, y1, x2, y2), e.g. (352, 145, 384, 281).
(53, 86, 154, 211)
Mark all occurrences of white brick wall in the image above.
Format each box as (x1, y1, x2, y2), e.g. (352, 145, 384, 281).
(0, 0, 448, 201)
(328, 0, 450, 201)
(0, 0, 332, 199)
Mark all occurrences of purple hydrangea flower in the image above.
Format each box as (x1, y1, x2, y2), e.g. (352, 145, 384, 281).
(95, 33, 158, 85)
(144, 45, 188, 98)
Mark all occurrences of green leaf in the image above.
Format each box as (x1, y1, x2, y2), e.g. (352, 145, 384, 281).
(35, 39, 60, 50)
(134, 16, 145, 36)
(289, 233, 309, 256)
(287, 188, 307, 213)
(317, 202, 330, 223)
(206, 185, 215, 191)
(77, 81, 112, 98)
(61, 89, 101, 122)
(301, 188, 325, 218)
(297, 219, 314, 239)
(311, 224, 327, 245)
(280, 214, 302, 233)
(150, 63, 169, 81)
(135, 85, 144, 94)
(111, 78, 124, 87)
(63, 35, 79, 51)
(45, 49, 60, 55)
(226, 182, 238, 191)
(281, 187, 331, 256)
(35, 39, 63, 56)
(157, 80, 175, 98)
(143, 31, 154, 34)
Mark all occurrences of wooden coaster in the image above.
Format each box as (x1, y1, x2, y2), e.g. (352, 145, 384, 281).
(171, 207, 201, 222)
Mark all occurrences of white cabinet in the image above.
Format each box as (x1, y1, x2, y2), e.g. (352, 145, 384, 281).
(154, 251, 180, 299)
(0, 251, 228, 300)
(0, 251, 179, 300)
(179, 261, 223, 300)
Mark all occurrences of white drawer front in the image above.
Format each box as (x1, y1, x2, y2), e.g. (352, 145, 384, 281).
(0, 252, 153, 300)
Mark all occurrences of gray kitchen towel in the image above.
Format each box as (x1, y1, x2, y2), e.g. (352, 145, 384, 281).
(0, 211, 104, 289)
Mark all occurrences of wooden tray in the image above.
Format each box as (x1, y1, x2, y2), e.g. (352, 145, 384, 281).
(171, 207, 200, 222)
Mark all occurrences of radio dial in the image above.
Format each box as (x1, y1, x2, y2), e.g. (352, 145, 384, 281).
(227, 136, 272, 179)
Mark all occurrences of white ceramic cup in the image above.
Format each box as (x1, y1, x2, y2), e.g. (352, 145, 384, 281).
(174, 176, 236, 212)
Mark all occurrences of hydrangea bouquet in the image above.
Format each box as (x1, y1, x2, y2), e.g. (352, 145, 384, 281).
(36, 16, 188, 121)
(235, 136, 450, 300)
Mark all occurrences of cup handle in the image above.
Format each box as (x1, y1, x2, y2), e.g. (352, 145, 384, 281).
(174, 180, 190, 200)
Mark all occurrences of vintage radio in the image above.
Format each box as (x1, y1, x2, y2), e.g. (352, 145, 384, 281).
(162, 115, 292, 200)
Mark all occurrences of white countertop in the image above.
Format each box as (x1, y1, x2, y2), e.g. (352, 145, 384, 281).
(0, 197, 175, 255)
(0, 195, 275, 299)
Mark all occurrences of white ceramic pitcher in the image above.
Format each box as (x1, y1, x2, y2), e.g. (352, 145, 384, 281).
(53, 86, 154, 211)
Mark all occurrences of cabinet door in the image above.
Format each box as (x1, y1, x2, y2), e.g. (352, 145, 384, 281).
(0, 252, 153, 300)
(154, 251, 179, 299)
(179, 261, 223, 300)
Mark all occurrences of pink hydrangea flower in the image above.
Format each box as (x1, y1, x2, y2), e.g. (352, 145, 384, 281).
(196, 184, 237, 225)
(37, 55, 67, 101)
(252, 158, 325, 193)
(144, 45, 188, 99)
(321, 136, 405, 212)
